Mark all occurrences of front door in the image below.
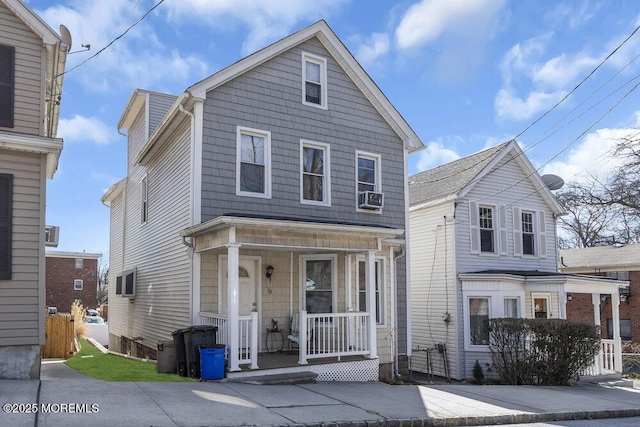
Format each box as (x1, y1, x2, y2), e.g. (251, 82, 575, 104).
(220, 257, 257, 316)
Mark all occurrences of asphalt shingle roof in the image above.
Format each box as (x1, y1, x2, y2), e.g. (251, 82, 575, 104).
(409, 141, 511, 207)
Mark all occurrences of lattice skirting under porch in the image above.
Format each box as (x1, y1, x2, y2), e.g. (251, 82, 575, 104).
(308, 359, 379, 381)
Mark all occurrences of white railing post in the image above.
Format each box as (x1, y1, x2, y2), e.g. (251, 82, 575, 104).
(366, 251, 377, 359)
(299, 310, 308, 365)
(611, 292, 623, 372)
(592, 293, 604, 374)
(250, 311, 259, 369)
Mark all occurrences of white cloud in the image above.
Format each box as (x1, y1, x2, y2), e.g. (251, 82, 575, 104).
(495, 87, 566, 121)
(58, 115, 113, 145)
(395, 0, 506, 50)
(354, 33, 390, 66)
(37, 1, 209, 93)
(541, 116, 640, 185)
(414, 139, 461, 172)
(164, 0, 349, 55)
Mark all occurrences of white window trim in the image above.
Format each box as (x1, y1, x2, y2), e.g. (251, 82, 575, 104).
(235, 126, 272, 199)
(355, 150, 382, 214)
(463, 290, 525, 351)
(301, 52, 328, 109)
(300, 139, 331, 206)
(74, 279, 84, 291)
(141, 174, 148, 224)
(75, 258, 83, 269)
(521, 210, 536, 257)
(356, 255, 386, 327)
(300, 254, 337, 315)
(478, 204, 499, 256)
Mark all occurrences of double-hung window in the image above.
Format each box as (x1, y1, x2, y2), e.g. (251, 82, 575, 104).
(479, 206, 495, 253)
(302, 255, 336, 314)
(236, 126, 271, 198)
(464, 291, 523, 349)
(301, 140, 330, 205)
(74, 279, 84, 291)
(469, 297, 490, 346)
(357, 259, 385, 325)
(522, 211, 535, 255)
(302, 52, 327, 109)
(356, 151, 382, 211)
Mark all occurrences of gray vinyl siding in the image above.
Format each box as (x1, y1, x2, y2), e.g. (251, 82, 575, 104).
(200, 37, 406, 230)
(409, 201, 460, 379)
(106, 192, 125, 338)
(112, 117, 192, 347)
(455, 155, 558, 273)
(0, 3, 44, 136)
(0, 150, 43, 345)
(148, 93, 176, 136)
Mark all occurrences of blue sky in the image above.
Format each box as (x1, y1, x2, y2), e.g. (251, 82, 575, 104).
(27, 0, 640, 259)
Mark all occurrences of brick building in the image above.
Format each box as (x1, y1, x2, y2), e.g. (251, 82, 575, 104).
(560, 245, 637, 351)
(45, 252, 102, 313)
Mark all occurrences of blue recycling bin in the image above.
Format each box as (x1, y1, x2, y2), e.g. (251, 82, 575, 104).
(199, 345, 226, 380)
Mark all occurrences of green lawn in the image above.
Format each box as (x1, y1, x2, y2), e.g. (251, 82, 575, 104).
(65, 339, 196, 382)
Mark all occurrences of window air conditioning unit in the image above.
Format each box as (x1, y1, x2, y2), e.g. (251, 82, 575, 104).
(122, 268, 137, 298)
(45, 225, 59, 247)
(358, 191, 384, 209)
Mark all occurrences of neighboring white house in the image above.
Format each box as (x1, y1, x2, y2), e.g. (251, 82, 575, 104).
(0, 0, 67, 379)
(408, 140, 622, 380)
(101, 20, 424, 381)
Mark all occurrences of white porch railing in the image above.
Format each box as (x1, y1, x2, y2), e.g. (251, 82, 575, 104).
(582, 339, 621, 376)
(198, 311, 259, 370)
(299, 311, 370, 365)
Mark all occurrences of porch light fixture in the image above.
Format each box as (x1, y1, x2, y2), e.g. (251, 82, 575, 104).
(266, 265, 274, 281)
(600, 294, 608, 303)
(567, 294, 573, 301)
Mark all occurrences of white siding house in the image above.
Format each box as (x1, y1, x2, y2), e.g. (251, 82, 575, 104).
(409, 141, 623, 380)
(0, 0, 67, 379)
(102, 21, 424, 381)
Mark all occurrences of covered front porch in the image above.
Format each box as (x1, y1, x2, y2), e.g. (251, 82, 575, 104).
(181, 215, 404, 381)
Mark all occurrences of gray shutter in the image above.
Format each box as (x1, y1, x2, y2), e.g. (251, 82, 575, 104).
(0, 174, 12, 279)
(0, 44, 15, 128)
(513, 207, 522, 257)
(499, 204, 508, 256)
(469, 201, 479, 254)
(538, 210, 547, 258)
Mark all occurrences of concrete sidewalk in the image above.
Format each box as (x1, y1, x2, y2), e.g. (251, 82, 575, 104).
(0, 360, 639, 427)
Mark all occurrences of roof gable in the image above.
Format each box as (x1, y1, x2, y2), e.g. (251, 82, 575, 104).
(409, 140, 565, 214)
(187, 20, 423, 153)
(2, 0, 64, 45)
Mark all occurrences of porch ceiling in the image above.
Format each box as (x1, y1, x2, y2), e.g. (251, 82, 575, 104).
(182, 215, 404, 253)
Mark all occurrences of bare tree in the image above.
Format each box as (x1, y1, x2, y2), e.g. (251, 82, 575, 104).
(97, 259, 108, 305)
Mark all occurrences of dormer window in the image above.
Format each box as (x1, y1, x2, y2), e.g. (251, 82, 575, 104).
(302, 52, 327, 109)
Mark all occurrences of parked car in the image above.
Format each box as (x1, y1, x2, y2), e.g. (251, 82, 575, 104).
(84, 316, 105, 325)
(85, 308, 99, 317)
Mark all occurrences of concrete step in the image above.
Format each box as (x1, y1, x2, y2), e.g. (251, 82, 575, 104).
(226, 371, 318, 385)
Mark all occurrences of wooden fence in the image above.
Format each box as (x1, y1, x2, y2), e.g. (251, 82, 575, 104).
(42, 314, 76, 359)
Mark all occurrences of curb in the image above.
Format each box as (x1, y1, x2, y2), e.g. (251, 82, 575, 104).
(270, 408, 640, 426)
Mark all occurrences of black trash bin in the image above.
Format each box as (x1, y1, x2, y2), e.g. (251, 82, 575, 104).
(184, 325, 218, 378)
(171, 328, 189, 377)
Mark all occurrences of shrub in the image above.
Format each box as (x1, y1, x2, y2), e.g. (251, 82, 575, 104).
(487, 318, 600, 385)
(472, 360, 484, 384)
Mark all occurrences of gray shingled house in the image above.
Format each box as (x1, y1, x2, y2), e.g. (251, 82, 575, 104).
(101, 20, 423, 381)
(408, 141, 623, 380)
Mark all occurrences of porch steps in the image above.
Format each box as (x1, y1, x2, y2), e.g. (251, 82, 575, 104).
(577, 373, 634, 388)
(226, 371, 318, 385)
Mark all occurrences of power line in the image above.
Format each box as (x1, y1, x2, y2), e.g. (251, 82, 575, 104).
(56, 0, 167, 79)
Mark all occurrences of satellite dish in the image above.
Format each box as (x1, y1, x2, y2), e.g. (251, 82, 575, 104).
(541, 174, 564, 191)
(59, 24, 72, 50)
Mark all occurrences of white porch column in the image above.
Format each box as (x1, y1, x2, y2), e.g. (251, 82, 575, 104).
(558, 292, 567, 320)
(592, 293, 604, 374)
(611, 292, 622, 372)
(366, 251, 378, 359)
(227, 243, 241, 372)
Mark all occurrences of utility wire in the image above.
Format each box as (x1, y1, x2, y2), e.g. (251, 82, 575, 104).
(56, 0, 167, 79)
